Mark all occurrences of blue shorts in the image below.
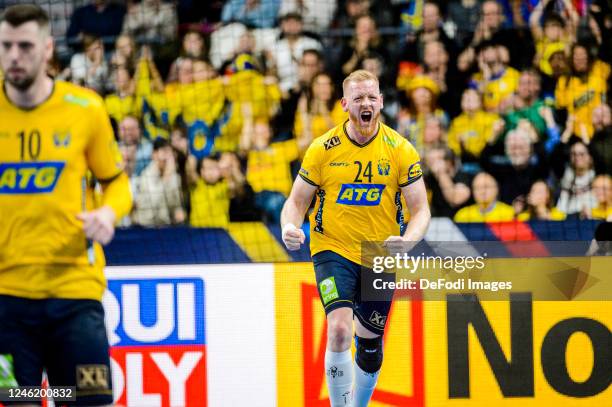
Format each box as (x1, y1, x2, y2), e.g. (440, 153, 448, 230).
(313, 250, 395, 336)
(0, 295, 113, 406)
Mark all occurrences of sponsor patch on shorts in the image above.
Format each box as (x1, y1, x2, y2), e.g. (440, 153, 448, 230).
(319, 277, 340, 305)
(0, 354, 18, 387)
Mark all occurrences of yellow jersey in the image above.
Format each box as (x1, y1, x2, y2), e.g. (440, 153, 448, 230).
(189, 179, 230, 228)
(165, 79, 226, 126)
(165, 79, 241, 152)
(0, 81, 125, 300)
(299, 120, 422, 265)
(454, 202, 515, 223)
(471, 67, 520, 111)
(447, 110, 500, 158)
(517, 207, 566, 221)
(247, 139, 299, 197)
(555, 72, 608, 140)
(591, 205, 611, 221)
(104, 93, 138, 125)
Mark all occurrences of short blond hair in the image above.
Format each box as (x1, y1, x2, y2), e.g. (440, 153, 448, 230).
(342, 69, 379, 95)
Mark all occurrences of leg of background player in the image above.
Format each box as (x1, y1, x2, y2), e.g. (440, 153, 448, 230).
(353, 318, 382, 407)
(325, 307, 354, 407)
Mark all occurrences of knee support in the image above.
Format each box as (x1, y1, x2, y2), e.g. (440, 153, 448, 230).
(355, 336, 383, 374)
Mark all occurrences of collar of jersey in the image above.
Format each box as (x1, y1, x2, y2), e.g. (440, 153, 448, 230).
(342, 119, 380, 148)
(1, 78, 56, 112)
(479, 202, 497, 214)
(489, 68, 507, 82)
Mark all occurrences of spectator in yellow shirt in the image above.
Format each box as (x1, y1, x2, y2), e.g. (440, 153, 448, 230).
(468, 42, 520, 114)
(448, 88, 504, 173)
(539, 42, 569, 100)
(105, 66, 137, 128)
(294, 72, 347, 150)
(517, 180, 566, 221)
(454, 172, 515, 222)
(241, 104, 304, 223)
(555, 43, 608, 141)
(529, 0, 578, 76)
(187, 155, 230, 228)
(469, 41, 520, 113)
(591, 175, 612, 221)
(397, 75, 448, 154)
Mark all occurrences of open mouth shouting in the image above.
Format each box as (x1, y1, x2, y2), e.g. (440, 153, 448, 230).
(360, 110, 373, 125)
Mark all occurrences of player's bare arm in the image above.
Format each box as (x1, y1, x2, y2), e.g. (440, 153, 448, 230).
(280, 176, 317, 250)
(400, 177, 431, 241)
(77, 172, 132, 246)
(384, 177, 431, 250)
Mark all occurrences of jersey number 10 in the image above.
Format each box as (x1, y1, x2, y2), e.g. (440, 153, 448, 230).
(18, 130, 41, 160)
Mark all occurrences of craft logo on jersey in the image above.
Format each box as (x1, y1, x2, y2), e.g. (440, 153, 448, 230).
(103, 278, 207, 406)
(0, 162, 65, 194)
(324, 136, 341, 150)
(377, 158, 391, 175)
(336, 183, 385, 206)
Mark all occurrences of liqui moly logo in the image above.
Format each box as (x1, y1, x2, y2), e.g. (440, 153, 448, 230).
(103, 278, 207, 407)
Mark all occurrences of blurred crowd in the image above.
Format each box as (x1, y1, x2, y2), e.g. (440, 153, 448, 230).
(3, 0, 610, 226)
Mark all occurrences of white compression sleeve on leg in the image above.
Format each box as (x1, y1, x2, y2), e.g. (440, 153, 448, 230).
(325, 349, 354, 406)
(353, 362, 380, 407)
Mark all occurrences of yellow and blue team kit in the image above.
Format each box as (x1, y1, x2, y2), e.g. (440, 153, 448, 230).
(0, 81, 131, 301)
(555, 71, 608, 140)
(299, 120, 422, 265)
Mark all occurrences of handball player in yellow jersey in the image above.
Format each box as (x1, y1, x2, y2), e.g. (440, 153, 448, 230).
(281, 70, 430, 406)
(0, 5, 131, 405)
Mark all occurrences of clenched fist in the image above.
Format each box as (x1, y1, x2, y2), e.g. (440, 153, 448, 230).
(282, 223, 305, 251)
(77, 206, 116, 246)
